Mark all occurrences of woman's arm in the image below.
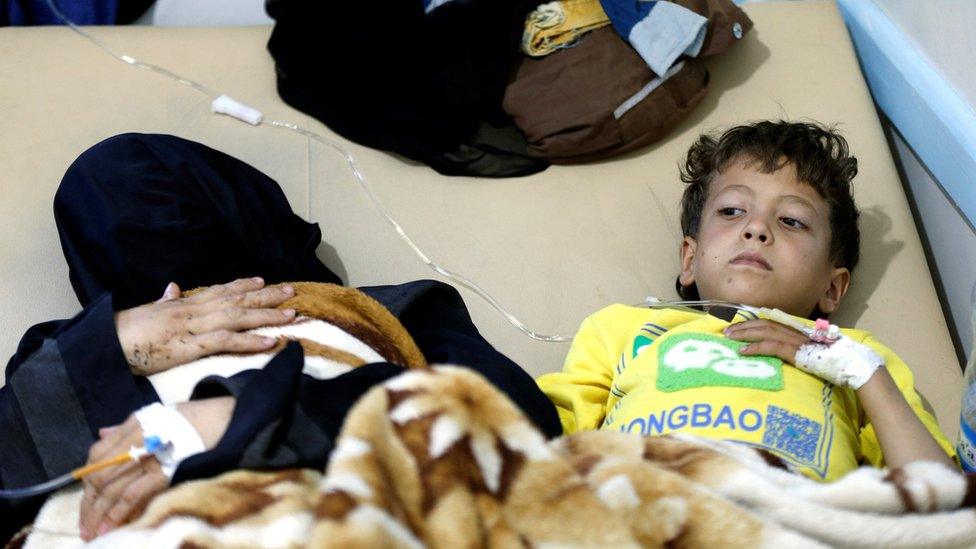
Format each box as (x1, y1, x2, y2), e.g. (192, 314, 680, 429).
(79, 396, 236, 541)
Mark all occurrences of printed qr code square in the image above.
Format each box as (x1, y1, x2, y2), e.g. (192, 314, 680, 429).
(762, 405, 821, 463)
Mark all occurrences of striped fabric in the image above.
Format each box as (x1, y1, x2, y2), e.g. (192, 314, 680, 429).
(149, 282, 427, 406)
(31, 367, 976, 548)
(599, 0, 708, 75)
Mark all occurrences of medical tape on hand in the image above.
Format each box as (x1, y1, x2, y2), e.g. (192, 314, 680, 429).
(133, 402, 206, 478)
(794, 335, 883, 390)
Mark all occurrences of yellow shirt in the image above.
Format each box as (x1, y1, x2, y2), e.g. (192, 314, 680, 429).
(537, 304, 954, 482)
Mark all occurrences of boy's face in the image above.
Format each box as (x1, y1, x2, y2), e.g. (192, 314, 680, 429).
(679, 160, 850, 318)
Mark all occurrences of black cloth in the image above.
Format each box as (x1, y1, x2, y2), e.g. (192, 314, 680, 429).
(1, 133, 560, 541)
(54, 132, 342, 311)
(115, 0, 153, 23)
(1, 0, 153, 26)
(0, 293, 148, 541)
(264, 0, 549, 178)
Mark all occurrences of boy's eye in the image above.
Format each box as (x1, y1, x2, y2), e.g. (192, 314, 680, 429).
(780, 217, 807, 229)
(719, 207, 744, 217)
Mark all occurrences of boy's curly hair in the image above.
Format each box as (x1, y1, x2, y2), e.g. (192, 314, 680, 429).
(676, 120, 860, 301)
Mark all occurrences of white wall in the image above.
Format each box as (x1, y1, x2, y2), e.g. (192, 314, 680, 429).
(873, 0, 976, 109)
(134, 0, 272, 26)
(868, 0, 976, 366)
(886, 125, 976, 365)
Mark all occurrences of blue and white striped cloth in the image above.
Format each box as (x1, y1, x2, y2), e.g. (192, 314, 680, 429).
(423, 0, 707, 77)
(598, 0, 708, 76)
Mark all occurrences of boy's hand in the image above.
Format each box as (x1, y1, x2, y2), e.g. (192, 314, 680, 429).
(726, 319, 882, 389)
(115, 277, 296, 375)
(79, 397, 235, 541)
(724, 319, 808, 365)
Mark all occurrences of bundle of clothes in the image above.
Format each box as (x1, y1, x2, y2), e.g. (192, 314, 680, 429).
(19, 284, 976, 548)
(265, 0, 753, 176)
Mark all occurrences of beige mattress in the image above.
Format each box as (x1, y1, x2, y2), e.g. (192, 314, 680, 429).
(0, 1, 962, 438)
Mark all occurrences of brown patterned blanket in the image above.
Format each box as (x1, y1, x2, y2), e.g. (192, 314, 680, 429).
(19, 285, 976, 548)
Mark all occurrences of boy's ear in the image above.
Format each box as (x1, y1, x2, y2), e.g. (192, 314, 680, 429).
(817, 266, 851, 315)
(679, 236, 698, 288)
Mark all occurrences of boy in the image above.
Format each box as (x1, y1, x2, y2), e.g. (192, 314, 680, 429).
(538, 121, 955, 481)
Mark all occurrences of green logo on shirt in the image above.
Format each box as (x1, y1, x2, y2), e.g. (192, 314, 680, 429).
(655, 333, 783, 392)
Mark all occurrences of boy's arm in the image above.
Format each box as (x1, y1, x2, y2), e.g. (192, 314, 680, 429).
(536, 314, 617, 435)
(854, 335, 956, 469)
(728, 320, 956, 470)
(856, 366, 955, 469)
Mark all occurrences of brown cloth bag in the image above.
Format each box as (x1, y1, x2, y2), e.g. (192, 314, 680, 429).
(503, 0, 752, 164)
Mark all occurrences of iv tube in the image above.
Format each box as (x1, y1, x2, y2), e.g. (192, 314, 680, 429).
(0, 450, 140, 500)
(43, 0, 576, 343)
(42, 1, 782, 342)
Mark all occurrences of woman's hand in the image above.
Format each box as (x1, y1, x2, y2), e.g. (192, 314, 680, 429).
(115, 277, 296, 375)
(79, 397, 235, 541)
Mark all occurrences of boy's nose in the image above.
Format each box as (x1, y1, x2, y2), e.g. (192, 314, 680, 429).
(743, 231, 768, 242)
(741, 214, 773, 244)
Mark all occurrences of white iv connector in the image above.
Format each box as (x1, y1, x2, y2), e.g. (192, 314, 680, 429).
(211, 95, 263, 126)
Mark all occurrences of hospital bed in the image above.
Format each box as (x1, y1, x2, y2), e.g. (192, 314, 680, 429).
(0, 0, 962, 440)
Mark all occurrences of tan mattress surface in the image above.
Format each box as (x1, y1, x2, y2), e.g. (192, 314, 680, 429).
(0, 1, 962, 437)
